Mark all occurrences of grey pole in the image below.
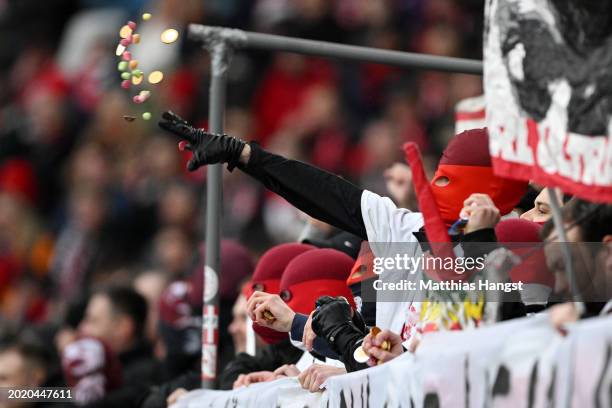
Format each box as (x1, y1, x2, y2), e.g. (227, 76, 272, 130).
(547, 188, 582, 306)
(189, 25, 482, 75)
(190, 27, 231, 389)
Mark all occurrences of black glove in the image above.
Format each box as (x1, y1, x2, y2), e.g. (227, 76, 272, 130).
(158, 111, 246, 172)
(312, 296, 367, 354)
(315, 296, 367, 332)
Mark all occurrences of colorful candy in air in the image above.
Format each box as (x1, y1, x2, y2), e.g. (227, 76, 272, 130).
(116, 12, 176, 121)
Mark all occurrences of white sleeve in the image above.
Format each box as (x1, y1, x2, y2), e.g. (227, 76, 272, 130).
(360, 189, 424, 244)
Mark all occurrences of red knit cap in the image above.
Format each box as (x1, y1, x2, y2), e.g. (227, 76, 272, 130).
(248, 243, 315, 297)
(431, 128, 528, 223)
(495, 219, 554, 287)
(280, 248, 355, 315)
(250, 243, 315, 344)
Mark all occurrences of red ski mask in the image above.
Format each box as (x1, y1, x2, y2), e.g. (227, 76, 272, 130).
(249, 243, 315, 344)
(430, 128, 528, 225)
(280, 248, 355, 315)
(495, 219, 554, 288)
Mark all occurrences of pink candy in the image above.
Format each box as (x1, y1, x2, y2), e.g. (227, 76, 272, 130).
(122, 51, 132, 61)
(121, 80, 130, 89)
(120, 38, 131, 47)
(133, 95, 143, 104)
(128, 21, 136, 30)
(178, 141, 188, 151)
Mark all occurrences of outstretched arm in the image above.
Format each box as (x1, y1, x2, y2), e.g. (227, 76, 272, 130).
(159, 111, 367, 239)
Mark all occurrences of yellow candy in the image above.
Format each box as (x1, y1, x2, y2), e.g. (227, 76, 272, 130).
(132, 75, 143, 85)
(128, 60, 138, 70)
(161, 29, 179, 44)
(119, 25, 132, 39)
(142, 13, 152, 21)
(132, 34, 141, 44)
(148, 71, 164, 84)
(142, 112, 152, 120)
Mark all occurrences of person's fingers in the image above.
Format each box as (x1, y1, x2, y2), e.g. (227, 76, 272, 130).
(178, 141, 193, 152)
(186, 156, 200, 172)
(303, 327, 316, 351)
(362, 334, 373, 354)
(246, 292, 267, 319)
(233, 374, 245, 389)
(310, 372, 322, 392)
(368, 346, 393, 363)
(167, 388, 188, 405)
(297, 368, 307, 387)
(300, 368, 313, 390)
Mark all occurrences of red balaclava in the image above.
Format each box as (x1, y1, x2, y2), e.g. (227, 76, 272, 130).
(250, 243, 315, 344)
(495, 219, 555, 289)
(280, 248, 355, 315)
(430, 128, 528, 225)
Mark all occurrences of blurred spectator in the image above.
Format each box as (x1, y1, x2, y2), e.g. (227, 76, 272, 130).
(0, 335, 52, 408)
(78, 287, 157, 385)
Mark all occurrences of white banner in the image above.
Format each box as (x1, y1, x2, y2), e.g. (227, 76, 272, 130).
(484, 0, 612, 202)
(174, 314, 612, 407)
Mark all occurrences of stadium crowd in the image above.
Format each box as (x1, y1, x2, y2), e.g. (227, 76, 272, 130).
(0, 0, 610, 407)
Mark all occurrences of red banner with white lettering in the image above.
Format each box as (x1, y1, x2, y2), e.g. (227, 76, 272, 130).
(484, 0, 612, 202)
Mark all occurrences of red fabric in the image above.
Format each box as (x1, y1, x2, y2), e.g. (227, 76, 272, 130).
(430, 128, 527, 222)
(346, 243, 376, 287)
(404, 143, 452, 247)
(404, 143, 459, 281)
(492, 156, 612, 204)
(495, 219, 554, 287)
(280, 248, 355, 315)
(286, 280, 354, 315)
(438, 128, 491, 167)
(251, 243, 315, 289)
(252, 58, 335, 144)
(430, 165, 497, 223)
(247, 243, 315, 345)
(252, 323, 288, 344)
(0, 159, 37, 205)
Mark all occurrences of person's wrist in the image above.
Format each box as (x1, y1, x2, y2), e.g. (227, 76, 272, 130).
(239, 143, 251, 164)
(281, 310, 296, 332)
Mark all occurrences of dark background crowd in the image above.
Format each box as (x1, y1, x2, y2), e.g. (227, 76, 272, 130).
(0, 0, 484, 406)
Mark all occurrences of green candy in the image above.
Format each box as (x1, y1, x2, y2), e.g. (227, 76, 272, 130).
(132, 69, 143, 78)
(142, 112, 152, 121)
(118, 61, 128, 71)
(121, 72, 131, 80)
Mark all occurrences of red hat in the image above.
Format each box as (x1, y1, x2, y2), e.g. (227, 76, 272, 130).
(250, 243, 315, 344)
(280, 248, 355, 315)
(495, 219, 554, 288)
(248, 243, 315, 298)
(430, 128, 527, 224)
(61, 336, 122, 404)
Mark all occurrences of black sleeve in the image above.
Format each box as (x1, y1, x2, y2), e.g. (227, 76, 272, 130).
(238, 142, 367, 239)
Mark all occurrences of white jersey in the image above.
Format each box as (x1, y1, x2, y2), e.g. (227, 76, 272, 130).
(360, 190, 424, 335)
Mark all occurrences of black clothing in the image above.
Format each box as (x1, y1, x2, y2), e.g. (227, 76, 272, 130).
(238, 142, 367, 239)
